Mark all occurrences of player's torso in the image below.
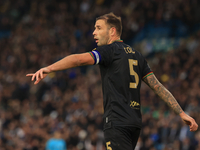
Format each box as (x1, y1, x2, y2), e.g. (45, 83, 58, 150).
(99, 42, 143, 128)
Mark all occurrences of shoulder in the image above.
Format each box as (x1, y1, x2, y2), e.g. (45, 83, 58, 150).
(96, 44, 113, 51)
(111, 42, 126, 49)
(131, 48, 145, 58)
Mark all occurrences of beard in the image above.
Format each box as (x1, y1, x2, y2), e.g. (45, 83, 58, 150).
(97, 34, 110, 46)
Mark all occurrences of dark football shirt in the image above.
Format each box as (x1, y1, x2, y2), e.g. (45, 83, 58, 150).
(89, 41, 153, 129)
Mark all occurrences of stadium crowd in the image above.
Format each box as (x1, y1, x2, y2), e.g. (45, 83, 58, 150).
(0, 0, 200, 150)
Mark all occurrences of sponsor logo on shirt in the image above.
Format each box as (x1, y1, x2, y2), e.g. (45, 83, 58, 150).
(130, 100, 140, 109)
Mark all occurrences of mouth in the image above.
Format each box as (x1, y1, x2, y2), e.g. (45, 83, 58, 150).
(94, 37, 99, 43)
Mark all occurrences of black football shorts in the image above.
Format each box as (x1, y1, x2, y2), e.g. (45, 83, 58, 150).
(104, 124, 141, 150)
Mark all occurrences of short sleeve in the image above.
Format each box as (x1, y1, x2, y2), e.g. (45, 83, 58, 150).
(88, 45, 113, 66)
(141, 55, 153, 79)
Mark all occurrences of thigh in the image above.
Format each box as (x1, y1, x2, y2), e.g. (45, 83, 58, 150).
(104, 126, 140, 150)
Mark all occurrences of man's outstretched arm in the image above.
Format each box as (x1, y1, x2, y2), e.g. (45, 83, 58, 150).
(143, 74, 198, 131)
(26, 53, 94, 85)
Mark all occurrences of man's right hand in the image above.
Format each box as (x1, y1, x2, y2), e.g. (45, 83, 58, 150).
(26, 67, 51, 85)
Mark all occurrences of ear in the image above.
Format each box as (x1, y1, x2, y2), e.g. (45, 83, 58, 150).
(110, 27, 116, 36)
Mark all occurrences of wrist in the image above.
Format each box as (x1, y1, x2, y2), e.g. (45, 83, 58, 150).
(45, 66, 52, 73)
(179, 111, 186, 118)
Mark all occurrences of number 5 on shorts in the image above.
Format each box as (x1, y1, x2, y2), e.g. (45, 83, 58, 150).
(106, 141, 112, 150)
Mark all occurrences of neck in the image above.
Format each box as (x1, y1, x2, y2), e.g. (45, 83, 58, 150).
(108, 37, 121, 44)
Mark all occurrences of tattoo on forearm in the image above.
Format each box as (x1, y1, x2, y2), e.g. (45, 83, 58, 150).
(143, 75, 183, 114)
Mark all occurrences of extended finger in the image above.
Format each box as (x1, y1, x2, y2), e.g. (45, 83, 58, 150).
(34, 77, 42, 85)
(31, 73, 36, 81)
(34, 79, 39, 85)
(26, 74, 34, 77)
(36, 71, 40, 81)
(34, 80, 38, 85)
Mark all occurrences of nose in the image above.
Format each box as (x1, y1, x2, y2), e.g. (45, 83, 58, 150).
(93, 29, 96, 36)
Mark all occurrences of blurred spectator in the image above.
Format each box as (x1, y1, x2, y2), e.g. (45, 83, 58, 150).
(46, 130, 67, 150)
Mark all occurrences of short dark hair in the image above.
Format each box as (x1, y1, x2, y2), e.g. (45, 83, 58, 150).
(96, 12, 122, 37)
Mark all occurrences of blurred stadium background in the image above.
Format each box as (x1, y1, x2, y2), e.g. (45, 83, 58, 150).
(0, 0, 200, 150)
